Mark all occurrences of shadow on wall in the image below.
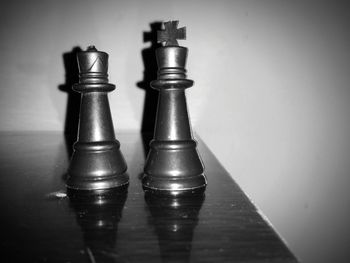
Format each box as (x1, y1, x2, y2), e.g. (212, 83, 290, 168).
(137, 22, 162, 156)
(58, 47, 82, 158)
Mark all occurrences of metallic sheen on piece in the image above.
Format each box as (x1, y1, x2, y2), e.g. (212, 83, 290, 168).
(142, 21, 207, 195)
(66, 46, 128, 190)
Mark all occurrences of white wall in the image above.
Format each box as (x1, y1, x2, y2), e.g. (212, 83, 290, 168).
(1, 1, 350, 262)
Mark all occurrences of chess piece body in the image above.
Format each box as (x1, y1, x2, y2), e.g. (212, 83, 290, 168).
(143, 21, 207, 195)
(66, 46, 128, 190)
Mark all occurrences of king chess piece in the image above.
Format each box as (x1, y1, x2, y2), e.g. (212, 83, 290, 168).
(142, 21, 207, 195)
(66, 46, 128, 190)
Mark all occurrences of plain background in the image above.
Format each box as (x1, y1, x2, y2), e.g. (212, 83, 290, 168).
(1, 0, 350, 262)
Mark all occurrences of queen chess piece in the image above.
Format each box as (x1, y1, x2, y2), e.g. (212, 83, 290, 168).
(142, 21, 207, 195)
(66, 46, 128, 190)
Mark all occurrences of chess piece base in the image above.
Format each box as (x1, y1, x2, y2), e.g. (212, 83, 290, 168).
(67, 141, 128, 190)
(143, 141, 207, 196)
(142, 180, 206, 197)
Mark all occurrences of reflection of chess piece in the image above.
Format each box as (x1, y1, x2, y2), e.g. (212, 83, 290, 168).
(145, 193, 205, 262)
(66, 46, 128, 190)
(143, 21, 207, 195)
(68, 188, 127, 262)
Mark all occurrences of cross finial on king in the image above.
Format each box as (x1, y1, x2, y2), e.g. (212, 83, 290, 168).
(157, 20, 186, 46)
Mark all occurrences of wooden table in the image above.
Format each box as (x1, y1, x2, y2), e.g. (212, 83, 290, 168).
(0, 132, 297, 262)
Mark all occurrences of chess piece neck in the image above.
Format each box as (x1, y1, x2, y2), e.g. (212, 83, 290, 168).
(156, 46, 188, 80)
(77, 49, 109, 84)
(72, 48, 116, 141)
(152, 46, 193, 90)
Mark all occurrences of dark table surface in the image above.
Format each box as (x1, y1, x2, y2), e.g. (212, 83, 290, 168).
(0, 132, 297, 262)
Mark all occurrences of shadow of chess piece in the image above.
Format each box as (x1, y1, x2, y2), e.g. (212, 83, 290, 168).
(66, 46, 128, 190)
(137, 22, 162, 157)
(59, 47, 82, 158)
(68, 188, 127, 263)
(145, 192, 205, 263)
(142, 21, 207, 195)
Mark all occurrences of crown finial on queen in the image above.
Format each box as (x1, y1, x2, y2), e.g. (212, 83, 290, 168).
(77, 45, 109, 83)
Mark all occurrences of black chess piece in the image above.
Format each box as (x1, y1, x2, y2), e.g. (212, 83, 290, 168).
(145, 193, 205, 262)
(68, 188, 127, 262)
(142, 21, 207, 195)
(66, 46, 128, 190)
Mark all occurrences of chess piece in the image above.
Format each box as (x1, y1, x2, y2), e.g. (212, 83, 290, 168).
(142, 21, 207, 195)
(66, 46, 128, 190)
(145, 193, 204, 262)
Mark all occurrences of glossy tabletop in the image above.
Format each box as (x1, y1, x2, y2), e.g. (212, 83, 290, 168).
(0, 132, 297, 262)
